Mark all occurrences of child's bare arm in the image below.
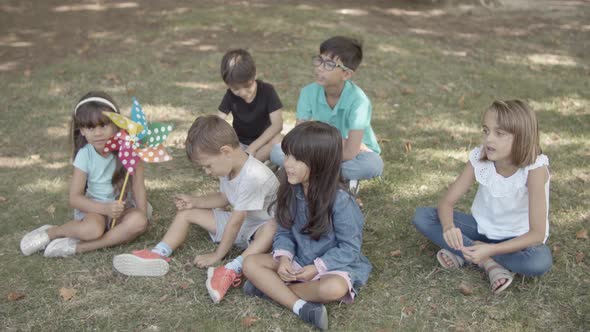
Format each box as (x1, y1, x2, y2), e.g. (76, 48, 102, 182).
(174, 192, 229, 210)
(69, 168, 123, 217)
(246, 110, 283, 154)
(216, 111, 228, 119)
(342, 129, 365, 161)
(437, 162, 475, 249)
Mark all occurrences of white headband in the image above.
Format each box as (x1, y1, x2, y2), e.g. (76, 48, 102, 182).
(74, 97, 119, 115)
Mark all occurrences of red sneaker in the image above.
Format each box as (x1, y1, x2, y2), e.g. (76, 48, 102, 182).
(206, 266, 241, 303)
(113, 249, 171, 277)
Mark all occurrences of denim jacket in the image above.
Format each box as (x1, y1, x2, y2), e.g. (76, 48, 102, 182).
(273, 185, 372, 290)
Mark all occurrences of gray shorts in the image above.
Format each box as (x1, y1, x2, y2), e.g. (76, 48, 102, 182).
(209, 209, 268, 249)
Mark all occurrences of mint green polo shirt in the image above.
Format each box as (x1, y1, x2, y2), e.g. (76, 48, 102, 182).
(296, 80, 381, 154)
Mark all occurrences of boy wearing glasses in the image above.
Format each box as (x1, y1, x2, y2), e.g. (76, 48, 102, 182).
(270, 36, 383, 192)
(217, 49, 284, 162)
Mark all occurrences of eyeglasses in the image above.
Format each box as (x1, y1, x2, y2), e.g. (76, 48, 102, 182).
(312, 55, 352, 72)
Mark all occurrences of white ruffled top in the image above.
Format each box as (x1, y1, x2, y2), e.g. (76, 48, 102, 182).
(469, 146, 550, 242)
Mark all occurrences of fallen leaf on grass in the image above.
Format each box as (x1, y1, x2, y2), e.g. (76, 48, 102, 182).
(46, 204, 56, 218)
(575, 252, 585, 263)
(59, 287, 76, 301)
(552, 244, 561, 255)
(401, 87, 414, 95)
(404, 141, 412, 153)
(0, 196, 7, 203)
(402, 306, 415, 316)
(7, 292, 25, 301)
(458, 282, 473, 295)
(241, 316, 258, 327)
(103, 73, 121, 84)
(178, 282, 190, 290)
(159, 294, 168, 302)
(576, 229, 588, 239)
(458, 94, 465, 109)
(390, 249, 402, 257)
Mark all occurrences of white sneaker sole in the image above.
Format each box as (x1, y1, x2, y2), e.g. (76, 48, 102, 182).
(113, 254, 169, 277)
(206, 267, 221, 303)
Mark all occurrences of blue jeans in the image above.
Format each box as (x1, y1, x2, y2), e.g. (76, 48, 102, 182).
(269, 143, 384, 181)
(412, 207, 552, 276)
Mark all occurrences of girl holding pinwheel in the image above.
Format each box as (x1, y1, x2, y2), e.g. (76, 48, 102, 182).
(20, 91, 150, 257)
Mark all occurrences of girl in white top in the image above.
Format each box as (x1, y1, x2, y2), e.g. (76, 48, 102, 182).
(413, 100, 552, 295)
(20, 91, 150, 258)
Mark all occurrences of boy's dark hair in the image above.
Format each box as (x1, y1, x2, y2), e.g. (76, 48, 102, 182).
(185, 115, 240, 161)
(220, 49, 256, 85)
(273, 121, 346, 240)
(320, 36, 363, 71)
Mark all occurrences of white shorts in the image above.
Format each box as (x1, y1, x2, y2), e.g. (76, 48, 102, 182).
(209, 209, 268, 249)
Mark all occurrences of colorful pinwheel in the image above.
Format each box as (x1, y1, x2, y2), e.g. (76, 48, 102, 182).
(103, 98, 174, 227)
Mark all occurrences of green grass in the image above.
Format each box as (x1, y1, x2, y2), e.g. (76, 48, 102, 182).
(1, 0, 589, 331)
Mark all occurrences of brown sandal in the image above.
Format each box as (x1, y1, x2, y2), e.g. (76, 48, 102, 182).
(436, 249, 465, 269)
(482, 259, 515, 295)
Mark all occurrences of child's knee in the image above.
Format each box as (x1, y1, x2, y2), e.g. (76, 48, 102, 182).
(318, 278, 349, 301)
(521, 247, 553, 276)
(242, 255, 258, 277)
(124, 210, 149, 234)
(82, 218, 106, 240)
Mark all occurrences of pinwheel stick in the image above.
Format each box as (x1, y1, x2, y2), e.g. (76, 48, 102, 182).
(110, 171, 131, 229)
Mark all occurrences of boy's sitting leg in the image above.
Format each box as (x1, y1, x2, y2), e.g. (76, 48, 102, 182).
(341, 151, 384, 182)
(113, 208, 217, 277)
(269, 143, 285, 167)
(207, 220, 277, 303)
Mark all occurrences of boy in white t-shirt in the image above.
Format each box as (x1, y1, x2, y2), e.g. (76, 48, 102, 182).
(113, 115, 279, 303)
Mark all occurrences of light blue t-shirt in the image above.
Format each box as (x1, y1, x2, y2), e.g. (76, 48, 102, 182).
(73, 144, 117, 201)
(296, 80, 381, 154)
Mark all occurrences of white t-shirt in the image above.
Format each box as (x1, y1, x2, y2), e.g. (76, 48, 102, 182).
(470, 146, 550, 242)
(73, 144, 117, 201)
(219, 155, 279, 223)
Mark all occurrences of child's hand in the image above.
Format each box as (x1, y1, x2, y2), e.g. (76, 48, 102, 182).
(174, 194, 195, 210)
(193, 252, 221, 268)
(277, 256, 297, 282)
(244, 146, 257, 156)
(293, 265, 318, 282)
(360, 143, 372, 152)
(443, 226, 464, 250)
(107, 201, 125, 219)
(461, 243, 493, 265)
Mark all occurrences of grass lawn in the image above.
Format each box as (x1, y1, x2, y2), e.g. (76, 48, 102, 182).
(1, 0, 589, 330)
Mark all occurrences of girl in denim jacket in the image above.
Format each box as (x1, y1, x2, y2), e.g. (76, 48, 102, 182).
(243, 121, 371, 331)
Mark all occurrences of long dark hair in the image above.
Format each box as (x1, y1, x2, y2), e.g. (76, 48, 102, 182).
(70, 91, 129, 194)
(274, 121, 344, 240)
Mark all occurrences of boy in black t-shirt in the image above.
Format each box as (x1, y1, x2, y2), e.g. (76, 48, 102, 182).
(217, 49, 284, 162)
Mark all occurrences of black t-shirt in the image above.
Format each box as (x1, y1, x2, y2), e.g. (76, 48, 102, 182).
(218, 80, 283, 145)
